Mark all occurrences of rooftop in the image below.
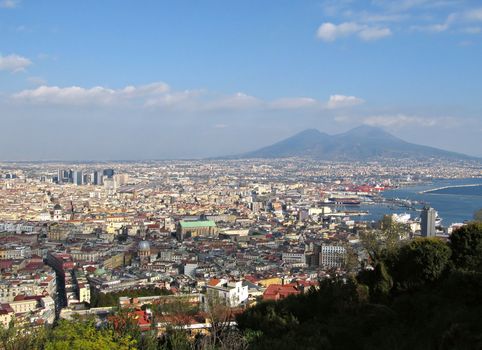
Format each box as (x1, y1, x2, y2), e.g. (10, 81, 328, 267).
(179, 220, 216, 228)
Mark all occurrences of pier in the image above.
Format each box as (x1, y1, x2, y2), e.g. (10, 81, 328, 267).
(420, 184, 482, 194)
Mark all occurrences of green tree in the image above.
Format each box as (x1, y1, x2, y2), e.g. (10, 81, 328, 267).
(393, 238, 451, 289)
(371, 261, 393, 301)
(0, 321, 46, 350)
(474, 208, 482, 222)
(449, 222, 482, 272)
(45, 317, 135, 350)
(360, 215, 410, 264)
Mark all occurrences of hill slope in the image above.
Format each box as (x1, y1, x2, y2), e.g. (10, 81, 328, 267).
(229, 126, 476, 161)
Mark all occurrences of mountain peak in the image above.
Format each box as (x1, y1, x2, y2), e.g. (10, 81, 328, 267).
(226, 125, 475, 161)
(293, 128, 324, 137)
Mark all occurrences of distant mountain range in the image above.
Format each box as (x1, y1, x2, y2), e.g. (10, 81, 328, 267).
(224, 126, 478, 161)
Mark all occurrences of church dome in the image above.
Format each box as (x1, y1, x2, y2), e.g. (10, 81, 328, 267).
(53, 204, 62, 211)
(138, 240, 150, 251)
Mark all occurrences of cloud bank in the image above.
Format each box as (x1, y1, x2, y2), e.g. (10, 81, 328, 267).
(12, 83, 364, 112)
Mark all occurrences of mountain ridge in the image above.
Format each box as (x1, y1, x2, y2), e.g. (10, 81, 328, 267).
(222, 126, 479, 161)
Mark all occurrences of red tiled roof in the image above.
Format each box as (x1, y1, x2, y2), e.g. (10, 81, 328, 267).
(208, 278, 222, 287)
(263, 284, 301, 301)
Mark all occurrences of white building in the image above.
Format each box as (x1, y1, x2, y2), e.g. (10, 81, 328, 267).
(205, 279, 248, 307)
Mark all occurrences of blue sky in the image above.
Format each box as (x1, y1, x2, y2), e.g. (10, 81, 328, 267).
(1, 0, 482, 160)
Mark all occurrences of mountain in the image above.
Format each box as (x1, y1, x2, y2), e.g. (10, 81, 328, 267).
(227, 126, 477, 161)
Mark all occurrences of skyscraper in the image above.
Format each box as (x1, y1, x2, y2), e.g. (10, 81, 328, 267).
(93, 171, 103, 185)
(72, 171, 83, 186)
(103, 169, 114, 178)
(421, 206, 436, 237)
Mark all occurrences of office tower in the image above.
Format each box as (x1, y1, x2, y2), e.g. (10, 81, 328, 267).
(103, 168, 115, 178)
(57, 169, 63, 183)
(93, 171, 103, 185)
(83, 173, 90, 184)
(72, 171, 83, 185)
(421, 206, 436, 237)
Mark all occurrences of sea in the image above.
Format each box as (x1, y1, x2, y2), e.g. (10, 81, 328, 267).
(350, 178, 482, 226)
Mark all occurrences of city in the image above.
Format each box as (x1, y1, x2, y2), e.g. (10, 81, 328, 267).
(0, 158, 481, 345)
(2, 0, 482, 349)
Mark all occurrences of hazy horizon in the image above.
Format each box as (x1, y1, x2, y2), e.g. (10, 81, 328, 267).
(0, 125, 479, 162)
(2, 0, 482, 160)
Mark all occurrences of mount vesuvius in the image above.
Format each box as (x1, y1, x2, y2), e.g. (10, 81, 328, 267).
(224, 126, 477, 161)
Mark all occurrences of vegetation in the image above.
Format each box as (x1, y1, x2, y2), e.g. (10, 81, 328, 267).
(237, 222, 482, 349)
(0, 317, 135, 350)
(474, 208, 482, 222)
(2, 222, 481, 349)
(90, 286, 173, 307)
(450, 222, 482, 272)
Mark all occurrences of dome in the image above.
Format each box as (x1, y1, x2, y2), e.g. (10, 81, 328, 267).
(138, 240, 150, 251)
(53, 204, 62, 210)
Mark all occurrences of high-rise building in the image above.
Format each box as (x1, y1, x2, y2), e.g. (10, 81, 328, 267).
(72, 171, 83, 186)
(103, 169, 115, 178)
(93, 171, 103, 185)
(83, 173, 91, 185)
(421, 206, 436, 237)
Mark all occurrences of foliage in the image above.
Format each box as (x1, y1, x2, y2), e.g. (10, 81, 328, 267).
(238, 225, 482, 350)
(44, 317, 135, 350)
(391, 238, 451, 290)
(0, 317, 136, 350)
(90, 286, 172, 307)
(474, 208, 482, 222)
(449, 222, 482, 272)
(360, 214, 410, 263)
(2, 225, 482, 349)
(0, 321, 46, 350)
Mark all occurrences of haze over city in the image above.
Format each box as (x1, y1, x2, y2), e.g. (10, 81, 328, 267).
(1, 0, 482, 160)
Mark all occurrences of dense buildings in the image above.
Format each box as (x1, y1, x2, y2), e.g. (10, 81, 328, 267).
(0, 158, 479, 331)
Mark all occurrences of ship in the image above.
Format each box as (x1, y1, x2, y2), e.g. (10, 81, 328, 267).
(326, 197, 361, 206)
(392, 213, 411, 224)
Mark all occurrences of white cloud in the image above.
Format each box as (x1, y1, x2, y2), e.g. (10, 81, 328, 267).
(317, 22, 391, 42)
(363, 114, 439, 127)
(0, 54, 31, 72)
(13, 82, 170, 106)
(326, 95, 365, 109)
(0, 0, 20, 8)
(144, 90, 202, 108)
(205, 92, 262, 110)
(358, 27, 392, 40)
(270, 97, 318, 109)
(12, 83, 364, 114)
(316, 22, 361, 41)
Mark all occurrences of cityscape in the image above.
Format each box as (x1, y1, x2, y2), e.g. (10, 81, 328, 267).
(1, 157, 481, 348)
(1, 1, 482, 349)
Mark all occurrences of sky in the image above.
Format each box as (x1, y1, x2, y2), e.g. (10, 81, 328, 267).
(1, 0, 482, 160)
